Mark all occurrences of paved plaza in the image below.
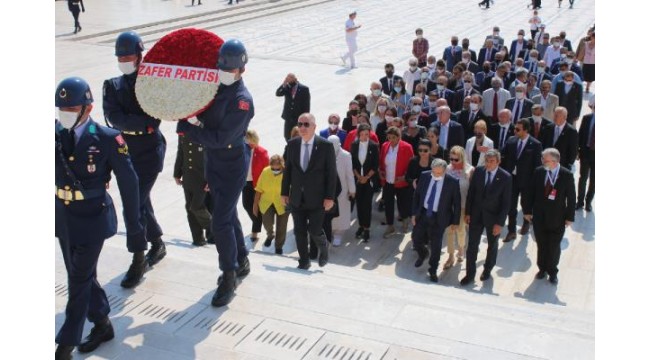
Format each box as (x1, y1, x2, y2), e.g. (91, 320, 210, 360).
(55, 0, 596, 359)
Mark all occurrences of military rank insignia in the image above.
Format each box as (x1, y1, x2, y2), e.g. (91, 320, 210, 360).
(115, 134, 129, 155)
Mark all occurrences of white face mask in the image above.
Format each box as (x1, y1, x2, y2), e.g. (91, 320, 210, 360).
(218, 69, 238, 85)
(409, 66, 417, 72)
(118, 61, 137, 75)
(462, 58, 470, 64)
(469, 103, 479, 111)
(414, 92, 423, 98)
(543, 165, 552, 171)
(538, 66, 545, 73)
(500, 122, 510, 129)
(532, 115, 542, 122)
(411, 105, 422, 113)
(377, 105, 387, 113)
(436, 84, 445, 91)
(530, 57, 538, 62)
(553, 42, 561, 47)
(372, 89, 382, 97)
(566, 59, 574, 65)
(515, 91, 525, 99)
(420, 73, 429, 81)
(464, 82, 473, 91)
(518, 35, 524, 40)
(493, 32, 500, 37)
(408, 120, 417, 128)
(432, 175, 444, 181)
(329, 123, 338, 131)
(59, 110, 80, 129)
(272, 169, 283, 175)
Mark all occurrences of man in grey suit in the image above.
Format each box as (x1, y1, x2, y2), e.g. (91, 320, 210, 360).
(532, 80, 559, 120)
(461, 149, 512, 286)
(411, 159, 461, 282)
(281, 113, 337, 270)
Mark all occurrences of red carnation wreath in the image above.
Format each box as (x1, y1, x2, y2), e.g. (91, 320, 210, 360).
(135, 28, 224, 121)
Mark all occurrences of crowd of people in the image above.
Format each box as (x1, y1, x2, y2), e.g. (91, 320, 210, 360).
(54, 9, 595, 359)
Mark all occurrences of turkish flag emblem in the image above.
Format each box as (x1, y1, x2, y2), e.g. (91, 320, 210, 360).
(238, 100, 250, 111)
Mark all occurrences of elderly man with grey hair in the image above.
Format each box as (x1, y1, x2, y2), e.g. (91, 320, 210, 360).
(411, 158, 461, 282)
(505, 83, 534, 122)
(461, 148, 512, 286)
(523, 147, 575, 284)
(430, 105, 465, 157)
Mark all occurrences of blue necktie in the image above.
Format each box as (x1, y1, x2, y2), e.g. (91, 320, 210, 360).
(486, 171, 493, 186)
(302, 143, 310, 171)
(426, 180, 438, 217)
(516, 139, 524, 158)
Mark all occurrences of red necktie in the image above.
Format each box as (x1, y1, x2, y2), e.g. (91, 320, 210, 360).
(544, 173, 553, 197)
(534, 122, 540, 138)
(291, 86, 297, 99)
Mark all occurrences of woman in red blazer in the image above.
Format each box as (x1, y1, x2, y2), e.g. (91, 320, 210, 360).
(380, 126, 415, 237)
(243, 130, 270, 241)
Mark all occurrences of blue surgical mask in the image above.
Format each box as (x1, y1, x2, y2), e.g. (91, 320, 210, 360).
(393, 86, 402, 93)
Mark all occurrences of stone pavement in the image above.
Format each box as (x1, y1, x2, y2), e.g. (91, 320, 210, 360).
(55, 0, 596, 358)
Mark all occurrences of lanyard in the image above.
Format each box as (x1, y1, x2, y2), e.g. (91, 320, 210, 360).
(545, 168, 559, 187)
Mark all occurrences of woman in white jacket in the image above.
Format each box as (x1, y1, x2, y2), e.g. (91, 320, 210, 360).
(464, 119, 494, 167)
(328, 136, 356, 246)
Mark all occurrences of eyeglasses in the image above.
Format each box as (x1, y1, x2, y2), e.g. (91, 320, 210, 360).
(418, 149, 429, 153)
(450, 158, 460, 162)
(514, 128, 522, 132)
(328, 122, 339, 125)
(296, 122, 311, 128)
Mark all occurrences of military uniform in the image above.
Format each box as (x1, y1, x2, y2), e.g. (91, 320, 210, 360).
(103, 72, 166, 255)
(55, 118, 144, 346)
(177, 78, 254, 272)
(173, 129, 212, 245)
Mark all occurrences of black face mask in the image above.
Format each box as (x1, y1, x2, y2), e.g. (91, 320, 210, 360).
(527, 44, 534, 50)
(385, 71, 394, 77)
(462, 42, 469, 48)
(288, 81, 297, 86)
(347, 110, 359, 118)
(475, 132, 484, 138)
(483, 67, 491, 72)
(451, 40, 459, 46)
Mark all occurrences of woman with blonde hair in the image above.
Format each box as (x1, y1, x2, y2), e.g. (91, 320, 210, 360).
(243, 129, 269, 242)
(443, 146, 474, 268)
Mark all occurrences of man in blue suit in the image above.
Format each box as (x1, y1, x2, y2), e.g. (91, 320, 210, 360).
(461, 149, 512, 286)
(411, 159, 461, 282)
(55, 77, 144, 359)
(443, 36, 462, 72)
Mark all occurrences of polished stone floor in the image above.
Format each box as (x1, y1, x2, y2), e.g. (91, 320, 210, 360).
(55, 0, 596, 358)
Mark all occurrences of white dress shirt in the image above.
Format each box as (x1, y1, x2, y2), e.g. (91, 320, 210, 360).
(385, 144, 399, 184)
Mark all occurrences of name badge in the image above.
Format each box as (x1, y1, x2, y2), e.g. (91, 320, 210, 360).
(548, 189, 557, 201)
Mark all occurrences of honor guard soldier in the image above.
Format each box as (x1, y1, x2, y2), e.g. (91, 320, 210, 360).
(103, 30, 167, 288)
(54, 77, 145, 359)
(177, 39, 254, 307)
(174, 125, 213, 246)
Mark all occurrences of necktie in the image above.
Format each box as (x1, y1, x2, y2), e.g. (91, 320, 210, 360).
(531, 62, 537, 74)
(553, 126, 561, 144)
(537, 74, 542, 87)
(388, 78, 392, 91)
(302, 143, 310, 171)
(291, 85, 297, 99)
(544, 171, 553, 197)
(440, 125, 448, 149)
(516, 139, 524, 158)
(499, 127, 506, 148)
(426, 180, 438, 217)
(534, 122, 540, 138)
(65, 131, 76, 156)
(486, 171, 493, 186)
(492, 92, 499, 120)
(470, 111, 475, 123)
(512, 100, 521, 121)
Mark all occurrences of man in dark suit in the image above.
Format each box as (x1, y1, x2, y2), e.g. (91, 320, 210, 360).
(509, 30, 528, 63)
(411, 159, 461, 282)
(554, 71, 583, 125)
(524, 50, 541, 74)
(505, 83, 534, 123)
(461, 38, 477, 63)
(453, 73, 480, 112)
(576, 97, 595, 211)
(461, 149, 512, 285)
(529, 104, 552, 141)
(412, 69, 436, 97)
(478, 39, 497, 66)
(276, 73, 311, 141)
(430, 106, 465, 152)
(559, 31, 573, 52)
(524, 148, 575, 284)
(458, 94, 486, 142)
(379, 63, 403, 95)
(461, 51, 481, 74)
(541, 107, 578, 169)
(434, 75, 456, 108)
(488, 109, 515, 152)
(500, 119, 542, 242)
(281, 113, 337, 270)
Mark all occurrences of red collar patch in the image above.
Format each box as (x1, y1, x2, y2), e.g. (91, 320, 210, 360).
(238, 100, 250, 111)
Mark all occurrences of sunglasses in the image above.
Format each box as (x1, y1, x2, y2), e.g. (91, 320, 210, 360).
(297, 122, 311, 128)
(450, 158, 461, 162)
(329, 122, 339, 125)
(464, 80, 473, 83)
(514, 128, 522, 132)
(418, 148, 429, 153)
